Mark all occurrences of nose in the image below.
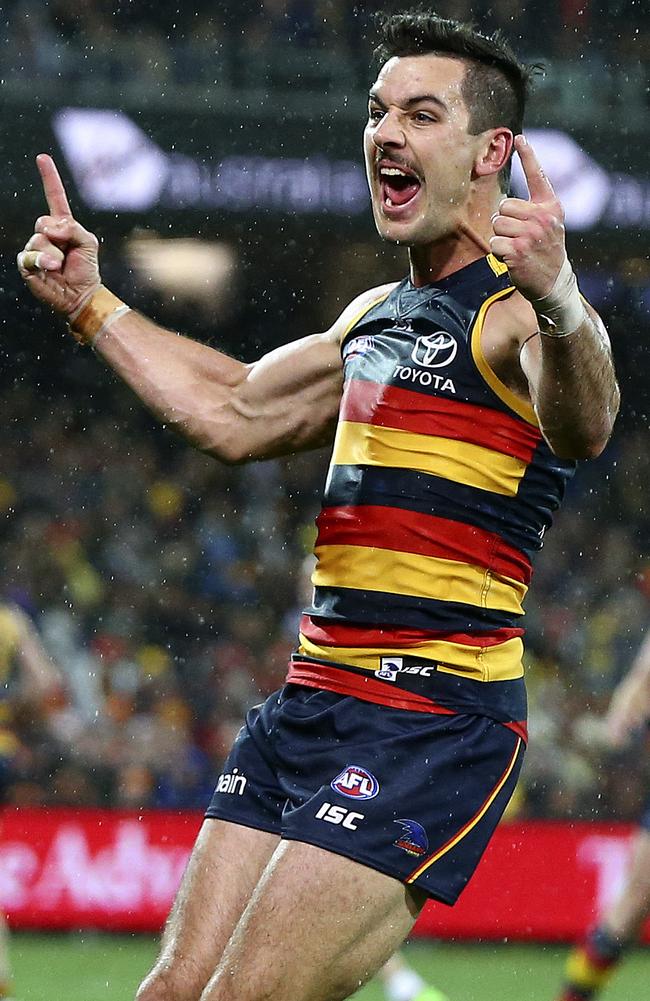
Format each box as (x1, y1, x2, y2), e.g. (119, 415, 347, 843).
(371, 110, 406, 152)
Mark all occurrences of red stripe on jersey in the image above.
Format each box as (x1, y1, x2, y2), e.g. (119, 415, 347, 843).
(340, 379, 541, 462)
(287, 660, 457, 714)
(315, 505, 532, 584)
(300, 615, 524, 649)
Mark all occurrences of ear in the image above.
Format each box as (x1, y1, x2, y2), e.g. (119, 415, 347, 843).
(474, 128, 513, 179)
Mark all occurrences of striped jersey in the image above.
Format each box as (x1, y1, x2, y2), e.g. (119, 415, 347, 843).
(286, 254, 575, 735)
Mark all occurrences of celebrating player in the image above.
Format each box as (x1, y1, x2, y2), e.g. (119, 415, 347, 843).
(18, 11, 619, 1001)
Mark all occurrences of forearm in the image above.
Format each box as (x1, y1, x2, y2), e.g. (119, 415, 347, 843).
(84, 295, 248, 462)
(531, 304, 619, 459)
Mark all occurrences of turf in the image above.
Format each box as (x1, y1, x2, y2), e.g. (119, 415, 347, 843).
(9, 934, 650, 1000)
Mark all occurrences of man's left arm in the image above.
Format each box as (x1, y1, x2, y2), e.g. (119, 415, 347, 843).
(491, 135, 619, 460)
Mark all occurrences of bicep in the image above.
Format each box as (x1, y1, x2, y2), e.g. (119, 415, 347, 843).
(223, 330, 343, 461)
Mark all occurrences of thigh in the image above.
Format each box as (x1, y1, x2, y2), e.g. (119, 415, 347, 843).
(201, 838, 426, 1001)
(137, 819, 279, 1001)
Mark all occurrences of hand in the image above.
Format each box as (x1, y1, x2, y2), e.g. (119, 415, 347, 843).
(490, 135, 567, 304)
(17, 154, 101, 318)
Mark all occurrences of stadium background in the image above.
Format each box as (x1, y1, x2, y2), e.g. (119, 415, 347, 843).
(1, 0, 649, 998)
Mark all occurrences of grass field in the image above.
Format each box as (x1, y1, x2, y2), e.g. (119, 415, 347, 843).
(10, 934, 650, 1001)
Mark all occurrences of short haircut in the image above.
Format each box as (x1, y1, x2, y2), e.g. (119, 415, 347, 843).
(374, 10, 537, 190)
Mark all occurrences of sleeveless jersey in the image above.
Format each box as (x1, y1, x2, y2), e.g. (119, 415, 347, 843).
(286, 255, 576, 735)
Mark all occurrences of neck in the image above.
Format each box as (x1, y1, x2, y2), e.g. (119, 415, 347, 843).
(408, 195, 499, 287)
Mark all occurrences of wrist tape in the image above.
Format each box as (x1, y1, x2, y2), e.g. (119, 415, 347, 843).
(532, 258, 586, 337)
(67, 286, 131, 346)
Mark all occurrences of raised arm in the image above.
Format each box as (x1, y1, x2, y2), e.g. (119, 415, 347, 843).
(488, 136, 619, 460)
(18, 155, 387, 464)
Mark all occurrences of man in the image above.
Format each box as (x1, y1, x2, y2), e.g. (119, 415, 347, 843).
(554, 631, 650, 1001)
(18, 11, 619, 1001)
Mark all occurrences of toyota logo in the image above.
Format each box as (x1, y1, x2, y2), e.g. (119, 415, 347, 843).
(410, 331, 458, 369)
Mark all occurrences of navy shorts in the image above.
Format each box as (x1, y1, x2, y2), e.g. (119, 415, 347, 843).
(206, 684, 525, 905)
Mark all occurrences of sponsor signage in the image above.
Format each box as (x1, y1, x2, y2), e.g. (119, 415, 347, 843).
(38, 109, 650, 232)
(1, 810, 650, 941)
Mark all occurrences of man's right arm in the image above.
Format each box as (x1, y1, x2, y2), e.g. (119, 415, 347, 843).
(18, 154, 393, 464)
(78, 288, 390, 463)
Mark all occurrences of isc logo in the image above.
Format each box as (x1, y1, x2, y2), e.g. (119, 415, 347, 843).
(331, 765, 380, 800)
(315, 802, 365, 830)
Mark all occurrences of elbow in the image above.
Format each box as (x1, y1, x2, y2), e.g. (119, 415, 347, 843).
(548, 423, 616, 461)
(199, 431, 249, 466)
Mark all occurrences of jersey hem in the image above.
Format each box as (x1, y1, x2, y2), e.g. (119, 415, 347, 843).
(278, 831, 458, 906)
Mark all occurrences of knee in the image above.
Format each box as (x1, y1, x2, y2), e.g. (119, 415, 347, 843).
(136, 963, 205, 1001)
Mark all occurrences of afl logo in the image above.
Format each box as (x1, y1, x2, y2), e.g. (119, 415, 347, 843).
(331, 765, 380, 800)
(411, 331, 457, 369)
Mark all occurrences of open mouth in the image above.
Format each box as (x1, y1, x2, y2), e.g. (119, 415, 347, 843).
(378, 163, 422, 209)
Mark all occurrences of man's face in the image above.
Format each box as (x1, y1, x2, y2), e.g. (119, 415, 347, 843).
(364, 54, 481, 246)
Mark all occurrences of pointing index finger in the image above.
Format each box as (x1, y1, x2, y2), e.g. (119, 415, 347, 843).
(36, 153, 72, 217)
(515, 134, 555, 203)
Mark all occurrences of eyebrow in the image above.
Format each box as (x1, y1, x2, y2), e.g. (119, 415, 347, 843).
(368, 90, 449, 114)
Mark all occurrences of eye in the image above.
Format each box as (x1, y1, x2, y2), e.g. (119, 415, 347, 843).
(368, 107, 384, 123)
(413, 111, 436, 124)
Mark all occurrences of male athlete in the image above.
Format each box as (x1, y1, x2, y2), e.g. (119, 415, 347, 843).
(18, 11, 619, 1001)
(554, 631, 650, 1001)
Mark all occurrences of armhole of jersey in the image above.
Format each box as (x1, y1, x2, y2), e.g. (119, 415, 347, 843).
(339, 290, 393, 351)
(470, 287, 539, 427)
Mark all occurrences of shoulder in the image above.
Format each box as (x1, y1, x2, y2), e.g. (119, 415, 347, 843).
(483, 289, 538, 347)
(324, 282, 399, 345)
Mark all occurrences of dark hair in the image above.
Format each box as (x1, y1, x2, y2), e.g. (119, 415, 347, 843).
(374, 10, 537, 190)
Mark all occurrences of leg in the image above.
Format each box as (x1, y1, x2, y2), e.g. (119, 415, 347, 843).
(556, 828, 650, 1001)
(601, 828, 650, 939)
(199, 838, 426, 1001)
(137, 819, 279, 1001)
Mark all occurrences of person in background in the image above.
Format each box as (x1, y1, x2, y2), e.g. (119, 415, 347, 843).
(0, 601, 64, 1000)
(554, 630, 650, 1001)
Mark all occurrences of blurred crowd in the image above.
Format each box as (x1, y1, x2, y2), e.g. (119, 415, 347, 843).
(1, 0, 649, 827)
(2, 0, 648, 93)
(0, 358, 649, 822)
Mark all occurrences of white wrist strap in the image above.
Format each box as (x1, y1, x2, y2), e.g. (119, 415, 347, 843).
(532, 258, 586, 337)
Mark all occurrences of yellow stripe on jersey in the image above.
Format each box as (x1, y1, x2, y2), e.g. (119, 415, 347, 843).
(470, 288, 538, 426)
(331, 421, 528, 497)
(312, 544, 528, 614)
(298, 632, 525, 682)
(486, 253, 510, 277)
(339, 290, 392, 344)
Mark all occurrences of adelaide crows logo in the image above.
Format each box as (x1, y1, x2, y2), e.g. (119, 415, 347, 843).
(393, 819, 429, 857)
